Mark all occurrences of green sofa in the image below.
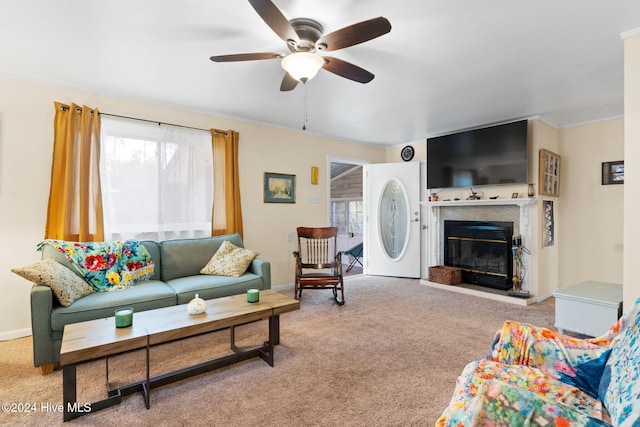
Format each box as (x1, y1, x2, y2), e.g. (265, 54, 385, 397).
(30, 234, 271, 373)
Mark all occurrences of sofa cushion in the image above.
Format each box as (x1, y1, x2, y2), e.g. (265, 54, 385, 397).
(598, 297, 640, 427)
(140, 240, 161, 281)
(200, 240, 259, 277)
(556, 349, 611, 400)
(40, 242, 82, 276)
(51, 280, 176, 331)
(490, 320, 612, 400)
(436, 359, 608, 426)
(12, 258, 95, 306)
(167, 273, 265, 304)
(160, 234, 244, 281)
(491, 320, 611, 369)
(458, 380, 611, 426)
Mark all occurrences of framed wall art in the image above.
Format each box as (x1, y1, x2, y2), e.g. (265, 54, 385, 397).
(539, 149, 561, 197)
(543, 200, 555, 247)
(602, 160, 624, 185)
(264, 172, 296, 203)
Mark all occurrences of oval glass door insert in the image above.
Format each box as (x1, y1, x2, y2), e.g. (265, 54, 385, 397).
(378, 178, 409, 260)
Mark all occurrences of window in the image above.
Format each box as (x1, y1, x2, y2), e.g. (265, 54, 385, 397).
(100, 117, 213, 241)
(331, 200, 363, 236)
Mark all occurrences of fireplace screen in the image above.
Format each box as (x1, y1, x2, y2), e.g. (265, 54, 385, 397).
(444, 220, 514, 290)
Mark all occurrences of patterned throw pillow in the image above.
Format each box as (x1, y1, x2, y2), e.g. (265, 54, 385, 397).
(12, 258, 95, 306)
(598, 297, 640, 427)
(200, 240, 259, 277)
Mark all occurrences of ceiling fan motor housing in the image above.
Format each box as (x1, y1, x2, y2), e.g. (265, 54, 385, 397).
(288, 18, 324, 52)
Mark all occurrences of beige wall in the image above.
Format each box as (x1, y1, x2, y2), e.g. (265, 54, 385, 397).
(0, 76, 386, 339)
(558, 120, 624, 288)
(624, 33, 640, 308)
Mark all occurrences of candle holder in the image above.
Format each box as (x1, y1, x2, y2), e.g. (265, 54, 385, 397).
(247, 289, 260, 303)
(115, 308, 134, 328)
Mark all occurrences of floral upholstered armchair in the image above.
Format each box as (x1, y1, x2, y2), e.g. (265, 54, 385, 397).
(436, 297, 640, 426)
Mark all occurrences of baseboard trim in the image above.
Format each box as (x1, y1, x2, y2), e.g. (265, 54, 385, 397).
(0, 327, 32, 341)
(534, 291, 554, 303)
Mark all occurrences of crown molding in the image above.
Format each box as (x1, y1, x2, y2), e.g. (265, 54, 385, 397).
(621, 27, 640, 40)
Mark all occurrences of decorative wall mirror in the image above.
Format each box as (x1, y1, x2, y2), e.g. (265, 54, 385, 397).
(539, 149, 561, 196)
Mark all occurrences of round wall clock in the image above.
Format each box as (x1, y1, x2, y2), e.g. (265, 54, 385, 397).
(400, 145, 415, 162)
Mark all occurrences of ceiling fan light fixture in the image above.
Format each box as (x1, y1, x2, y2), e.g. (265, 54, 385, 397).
(281, 52, 325, 82)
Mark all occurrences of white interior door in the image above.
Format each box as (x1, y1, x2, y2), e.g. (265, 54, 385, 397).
(364, 162, 421, 278)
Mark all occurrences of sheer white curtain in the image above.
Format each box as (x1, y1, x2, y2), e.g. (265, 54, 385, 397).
(100, 117, 213, 241)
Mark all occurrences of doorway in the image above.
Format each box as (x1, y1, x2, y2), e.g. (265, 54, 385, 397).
(329, 159, 365, 276)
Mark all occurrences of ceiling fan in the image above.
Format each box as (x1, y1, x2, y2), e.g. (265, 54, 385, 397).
(209, 0, 392, 91)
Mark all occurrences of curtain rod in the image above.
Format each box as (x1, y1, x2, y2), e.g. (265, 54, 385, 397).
(99, 112, 229, 136)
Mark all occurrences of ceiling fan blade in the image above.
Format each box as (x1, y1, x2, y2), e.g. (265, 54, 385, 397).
(209, 52, 283, 62)
(316, 17, 391, 51)
(248, 0, 299, 44)
(322, 56, 374, 83)
(280, 73, 299, 91)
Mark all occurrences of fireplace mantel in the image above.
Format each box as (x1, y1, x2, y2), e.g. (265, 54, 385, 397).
(422, 198, 536, 208)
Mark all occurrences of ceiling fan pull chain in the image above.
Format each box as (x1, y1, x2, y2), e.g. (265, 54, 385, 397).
(303, 82, 308, 131)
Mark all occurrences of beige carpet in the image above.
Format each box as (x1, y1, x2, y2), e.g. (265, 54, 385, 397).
(0, 276, 556, 426)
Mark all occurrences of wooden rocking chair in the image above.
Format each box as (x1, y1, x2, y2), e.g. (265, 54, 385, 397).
(293, 227, 345, 305)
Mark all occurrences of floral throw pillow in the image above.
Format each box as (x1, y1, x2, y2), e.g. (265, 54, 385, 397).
(38, 240, 155, 292)
(200, 240, 259, 277)
(597, 297, 640, 427)
(12, 258, 95, 306)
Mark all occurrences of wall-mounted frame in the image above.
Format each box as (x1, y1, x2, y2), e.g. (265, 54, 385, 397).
(539, 149, 561, 197)
(543, 200, 555, 247)
(264, 172, 296, 203)
(602, 160, 624, 185)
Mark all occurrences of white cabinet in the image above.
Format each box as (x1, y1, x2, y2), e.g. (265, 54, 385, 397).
(553, 281, 623, 337)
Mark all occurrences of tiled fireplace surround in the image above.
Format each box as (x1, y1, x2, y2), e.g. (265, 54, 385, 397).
(422, 199, 536, 304)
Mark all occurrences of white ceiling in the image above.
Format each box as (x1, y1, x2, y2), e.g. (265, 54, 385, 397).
(1, 1, 640, 146)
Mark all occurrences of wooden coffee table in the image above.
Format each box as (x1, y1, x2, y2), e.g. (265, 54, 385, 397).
(59, 290, 299, 421)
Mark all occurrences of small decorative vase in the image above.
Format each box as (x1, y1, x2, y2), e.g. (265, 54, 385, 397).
(187, 294, 207, 315)
(528, 184, 535, 197)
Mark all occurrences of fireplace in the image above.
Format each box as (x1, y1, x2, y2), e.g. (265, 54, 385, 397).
(444, 220, 514, 290)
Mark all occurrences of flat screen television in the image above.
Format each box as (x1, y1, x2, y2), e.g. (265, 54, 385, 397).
(426, 119, 528, 189)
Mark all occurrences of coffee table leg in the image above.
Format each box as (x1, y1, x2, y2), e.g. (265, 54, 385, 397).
(230, 325, 239, 353)
(143, 335, 150, 409)
(273, 315, 281, 345)
(62, 364, 77, 422)
(269, 316, 276, 365)
(105, 355, 112, 394)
